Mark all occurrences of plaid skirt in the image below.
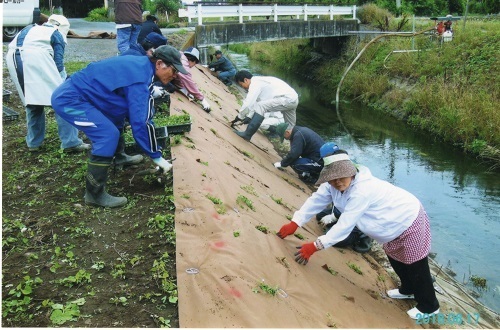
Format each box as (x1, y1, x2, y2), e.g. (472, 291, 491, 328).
(383, 205, 432, 264)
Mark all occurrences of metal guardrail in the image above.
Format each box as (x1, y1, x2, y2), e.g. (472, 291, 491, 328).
(178, 4, 356, 25)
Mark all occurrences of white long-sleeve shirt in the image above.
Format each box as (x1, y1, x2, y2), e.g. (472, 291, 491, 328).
(292, 166, 420, 247)
(238, 76, 298, 119)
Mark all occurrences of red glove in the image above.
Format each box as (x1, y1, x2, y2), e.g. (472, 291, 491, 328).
(294, 242, 318, 265)
(277, 221, 299, 239)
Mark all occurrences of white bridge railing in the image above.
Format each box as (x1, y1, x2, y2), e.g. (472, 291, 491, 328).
(178, 4, 357, 25)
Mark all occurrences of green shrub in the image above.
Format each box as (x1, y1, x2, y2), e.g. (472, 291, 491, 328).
(85, 7, 111, 22)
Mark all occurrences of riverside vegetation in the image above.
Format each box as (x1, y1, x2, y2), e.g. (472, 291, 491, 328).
(232, 6, 499, 168)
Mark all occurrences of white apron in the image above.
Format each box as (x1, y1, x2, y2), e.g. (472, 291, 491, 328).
(6, 24, 63, 106)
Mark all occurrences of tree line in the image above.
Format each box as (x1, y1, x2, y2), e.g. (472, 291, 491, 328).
(39, 0, 499, 21)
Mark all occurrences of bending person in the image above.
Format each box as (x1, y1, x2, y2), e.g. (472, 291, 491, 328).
(273, 124, 326, 184)
(51, 46, 188, 208)
(231, 70, 298, 141)
(172, 47, 211, 112)
(276, 148, 440, 320)
(5, 14, 89, 153)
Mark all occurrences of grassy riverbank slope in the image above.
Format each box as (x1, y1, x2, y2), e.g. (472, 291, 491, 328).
(242, 18, 499, 167)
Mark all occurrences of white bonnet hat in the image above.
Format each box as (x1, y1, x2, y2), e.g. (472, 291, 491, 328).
(48, 14, 70, 43)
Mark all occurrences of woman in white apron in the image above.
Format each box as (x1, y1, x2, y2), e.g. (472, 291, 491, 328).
(5, 15, 89, 152)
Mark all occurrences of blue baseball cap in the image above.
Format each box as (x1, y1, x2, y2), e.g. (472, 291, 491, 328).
(320, 142, 340, 158)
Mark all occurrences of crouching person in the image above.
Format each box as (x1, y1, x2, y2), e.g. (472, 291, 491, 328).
(277, 148, 439, 319)
(51, 45, 188, 208)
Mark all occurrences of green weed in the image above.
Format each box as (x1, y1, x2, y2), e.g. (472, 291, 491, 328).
(236, 194, 255, 211)
(347, 262, 363, 275)
(206, 194, 223, 204)
(255, 225, 269, 234)
(240, 185, 258, 196)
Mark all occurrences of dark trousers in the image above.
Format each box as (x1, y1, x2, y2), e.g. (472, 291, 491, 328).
(388, 256, 439, 313)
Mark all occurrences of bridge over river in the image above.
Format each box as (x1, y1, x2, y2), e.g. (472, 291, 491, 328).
(178, 3, 360, 62)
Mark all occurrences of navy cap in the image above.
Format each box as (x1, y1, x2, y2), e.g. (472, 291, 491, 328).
(144, 32, 167, 48)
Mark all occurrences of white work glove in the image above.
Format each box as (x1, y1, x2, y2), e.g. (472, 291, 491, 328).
(59, 69, 67, 80)
(201, 98, 211, 111)
(201, 64, 208, 68)
(152, 157, 173, 173)
(152, 86, 167, 99)
(274, 162, 282, 168)
(179, 87, 194, 101)
(320, 214, 338, 227)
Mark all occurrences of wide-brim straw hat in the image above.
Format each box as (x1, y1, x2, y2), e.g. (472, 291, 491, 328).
(316, 153, 357, 185)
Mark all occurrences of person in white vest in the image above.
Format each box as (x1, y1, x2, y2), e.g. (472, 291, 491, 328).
(5, 15, 89, 153)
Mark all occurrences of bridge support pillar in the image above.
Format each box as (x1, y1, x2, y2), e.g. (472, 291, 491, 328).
(199, 47, 210, 65)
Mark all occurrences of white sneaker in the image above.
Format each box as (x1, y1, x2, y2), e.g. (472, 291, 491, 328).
(387, 289, 414, 299)
(407, 307, 440, 320)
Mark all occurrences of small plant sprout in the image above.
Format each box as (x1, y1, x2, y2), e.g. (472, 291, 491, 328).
(255, 225, 269, 234)
(236, 194, 255, 211)
(181, 194, 190, 199)
(210, 128, 220, 137)
(201, 172, 207, 177)
(171, 135, 182, 145)
(109, 296, 128, 306)
(256, 281, 279, 296)
(286, 215, 292, 220)
(196, 159, 209, 166)
(294, 233, 305, 240)
(322, 264, 338, 276)
(326, 312, 337, 328)
(270, 195, 283, 204)
(347, 261, 363, 275)
(233, 231, 240, 237)
(206, 194, 223, 205)
(276, 257, 290, 269)
(91, 261, 105, 271)
(240, 185, 258, 196)
(216, 205, 227, 215)
(242, 150, 254, 159)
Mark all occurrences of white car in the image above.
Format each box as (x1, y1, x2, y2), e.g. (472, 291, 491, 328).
(2, 0, 41, 41)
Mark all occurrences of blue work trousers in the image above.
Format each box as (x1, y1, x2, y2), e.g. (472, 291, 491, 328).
(51, 82, 122, 157)
(290, 157, 323, 176)
(218, 68, 236, 84)
(117, 24, 142, 54)
(25, 104, 83, 149)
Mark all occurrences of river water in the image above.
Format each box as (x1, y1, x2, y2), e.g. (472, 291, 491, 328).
(229, 51, 500, 313)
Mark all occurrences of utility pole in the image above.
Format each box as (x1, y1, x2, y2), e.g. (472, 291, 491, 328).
(463, 0, 469, 29)
(104, 0, 108, 9)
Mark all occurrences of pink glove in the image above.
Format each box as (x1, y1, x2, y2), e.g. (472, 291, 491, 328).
(294, 242, 318, 265)
(277, 221, 299, 239)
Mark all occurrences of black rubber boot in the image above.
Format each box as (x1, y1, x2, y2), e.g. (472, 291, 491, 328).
(114, 134, 143, 166)
(234, 113, 265, 141)
(353, 234, 373, 253)
(85, 155, 127, 208)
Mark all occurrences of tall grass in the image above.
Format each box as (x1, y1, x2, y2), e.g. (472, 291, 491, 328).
(312, 19, 499, 156)
(249, 39, 311, 72)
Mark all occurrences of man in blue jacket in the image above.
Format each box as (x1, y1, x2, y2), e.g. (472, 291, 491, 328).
(208, 50, 236, 85)
(51, 45, 188, 208)
(273, 123, 326, 184)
